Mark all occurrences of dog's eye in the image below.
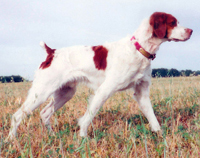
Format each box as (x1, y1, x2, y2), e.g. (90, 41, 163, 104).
(154, 21, 160, 29)
(170, 21, 176, 27)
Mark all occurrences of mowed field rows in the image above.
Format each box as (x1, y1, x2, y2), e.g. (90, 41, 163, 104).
(0, 76, 200, 157)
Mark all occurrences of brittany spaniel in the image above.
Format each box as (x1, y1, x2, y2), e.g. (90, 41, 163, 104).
(8, 12, 192, 139)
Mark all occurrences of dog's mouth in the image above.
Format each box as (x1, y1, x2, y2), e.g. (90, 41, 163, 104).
(168, 37, 191, 42)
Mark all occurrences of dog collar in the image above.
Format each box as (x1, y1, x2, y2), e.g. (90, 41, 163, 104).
(131, 36, 156, 60)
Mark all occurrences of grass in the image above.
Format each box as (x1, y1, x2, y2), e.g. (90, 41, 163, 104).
(0, 76, 200, 157)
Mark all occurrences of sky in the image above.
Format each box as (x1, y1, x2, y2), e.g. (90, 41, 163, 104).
(0, 0, 199, 80)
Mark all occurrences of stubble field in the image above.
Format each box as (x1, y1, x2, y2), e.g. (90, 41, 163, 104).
(0, 76, 200, 157)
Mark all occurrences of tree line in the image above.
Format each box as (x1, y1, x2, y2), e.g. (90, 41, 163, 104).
(0, 69, 200, 83)
(152, 68, 200, 78)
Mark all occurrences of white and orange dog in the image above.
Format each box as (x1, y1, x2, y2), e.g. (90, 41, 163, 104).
(8, 12, 192, 139)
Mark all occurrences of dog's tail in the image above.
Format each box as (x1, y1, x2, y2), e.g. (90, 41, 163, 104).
(40, 41, 56, 55)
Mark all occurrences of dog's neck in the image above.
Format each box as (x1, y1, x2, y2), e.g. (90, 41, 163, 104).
(133, 18, 167, 55)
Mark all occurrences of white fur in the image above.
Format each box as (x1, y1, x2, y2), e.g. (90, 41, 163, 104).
(8, 14, 191, 139)
(168, 24, 192, 41)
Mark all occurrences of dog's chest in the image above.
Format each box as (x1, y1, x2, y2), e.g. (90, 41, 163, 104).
(118, 59, 151, 91)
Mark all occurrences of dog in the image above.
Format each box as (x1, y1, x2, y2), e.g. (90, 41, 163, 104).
(8, 12, 192, 139)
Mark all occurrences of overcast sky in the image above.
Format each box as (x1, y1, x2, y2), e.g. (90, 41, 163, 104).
(1, 0, 199, 80)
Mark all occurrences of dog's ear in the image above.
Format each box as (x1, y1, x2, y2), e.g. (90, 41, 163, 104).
(150, 12, 167, 39)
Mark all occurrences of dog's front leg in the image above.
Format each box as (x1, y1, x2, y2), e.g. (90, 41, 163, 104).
(78, 81, 116, 137)
(133, 81, 161, 132)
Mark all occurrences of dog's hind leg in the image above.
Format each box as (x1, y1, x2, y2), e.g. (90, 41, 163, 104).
(40, 84, 76, 131)
(8, 83, 56, 139)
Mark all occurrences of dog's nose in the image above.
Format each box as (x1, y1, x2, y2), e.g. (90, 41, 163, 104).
(186, 28, 193, 35)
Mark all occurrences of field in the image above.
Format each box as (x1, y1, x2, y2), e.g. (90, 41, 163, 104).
(0, 76, 200, 157)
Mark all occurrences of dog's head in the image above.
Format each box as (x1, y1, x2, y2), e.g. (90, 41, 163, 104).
(149, 12, 193, 42)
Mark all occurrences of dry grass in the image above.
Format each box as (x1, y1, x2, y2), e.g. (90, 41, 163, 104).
(0, 76, 200, 157)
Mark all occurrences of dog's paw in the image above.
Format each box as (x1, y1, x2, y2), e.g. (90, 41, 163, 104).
(151, 123, 161, 132)
(79, 128, 87, 137)
(6, 132, 15, 142)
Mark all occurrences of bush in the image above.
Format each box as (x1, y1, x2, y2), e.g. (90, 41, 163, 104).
(0, 75, 26, 83)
